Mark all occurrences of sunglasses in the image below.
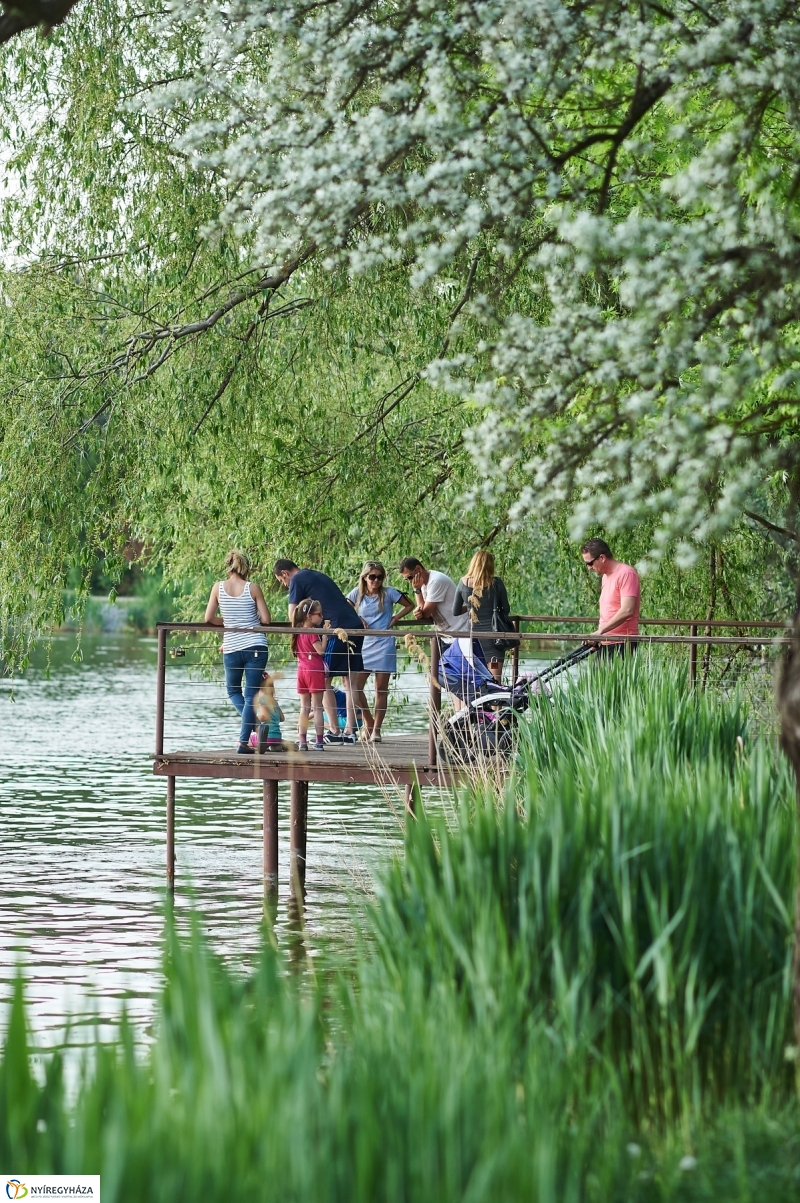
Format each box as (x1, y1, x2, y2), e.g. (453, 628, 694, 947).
(584, 556, 601, 568)
(366, 573, 384, 582)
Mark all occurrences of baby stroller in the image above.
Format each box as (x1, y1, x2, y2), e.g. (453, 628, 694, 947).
(437, 642, 595, 763)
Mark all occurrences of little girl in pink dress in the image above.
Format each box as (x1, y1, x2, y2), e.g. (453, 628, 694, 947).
(291, 598, 329, 751)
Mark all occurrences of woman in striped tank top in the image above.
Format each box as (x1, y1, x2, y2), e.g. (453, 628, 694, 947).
(205, 550, 271, 754)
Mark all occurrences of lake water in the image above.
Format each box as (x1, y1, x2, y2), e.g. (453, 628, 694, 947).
(0, 634, 439, 1049)
(1, 633, 555, 1051)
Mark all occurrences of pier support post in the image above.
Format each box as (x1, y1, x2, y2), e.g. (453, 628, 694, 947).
(166, 775, 175, 889)
(290, 779, 308, 896)
(404, 781, 420, 819)
(264, 780, 279, 897)
(428, 637, 441, 766)
(689, 624, 698, 687)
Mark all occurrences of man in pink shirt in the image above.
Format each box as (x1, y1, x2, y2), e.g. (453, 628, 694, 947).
(581, 539, 640, 653)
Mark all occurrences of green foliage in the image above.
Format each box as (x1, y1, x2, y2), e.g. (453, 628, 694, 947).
(1, 662, 798, 1199)
(0, 0, 797, 666)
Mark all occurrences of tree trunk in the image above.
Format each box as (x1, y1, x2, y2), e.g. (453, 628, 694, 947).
(700, 546, 718, 691)
(778, 606, 800, 1049)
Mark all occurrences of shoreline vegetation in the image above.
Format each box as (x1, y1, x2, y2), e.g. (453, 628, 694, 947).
(59, 592, 172, 636)
(59, 582, 179, 636)
(2, 659, 797, 1200)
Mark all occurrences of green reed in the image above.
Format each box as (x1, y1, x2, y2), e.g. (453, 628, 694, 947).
(1, 658, 799, 1200)
(375, 657, 797, 1118)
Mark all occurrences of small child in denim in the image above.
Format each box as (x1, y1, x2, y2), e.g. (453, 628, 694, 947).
(253, 672, 286, 752)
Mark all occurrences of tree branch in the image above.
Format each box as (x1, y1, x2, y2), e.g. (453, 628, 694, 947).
(0, 0, 78, 42)
(192, 296, 271, 435)
(744, 509, 800, 543)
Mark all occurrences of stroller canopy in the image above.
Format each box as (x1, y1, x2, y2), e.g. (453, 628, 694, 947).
(438, 638, 499, 703)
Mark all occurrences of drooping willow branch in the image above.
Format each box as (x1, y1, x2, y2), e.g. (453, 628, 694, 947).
(62, 249, 315, 446)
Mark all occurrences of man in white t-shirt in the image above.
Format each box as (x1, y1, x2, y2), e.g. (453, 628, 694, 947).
(398, 557, 470, 643)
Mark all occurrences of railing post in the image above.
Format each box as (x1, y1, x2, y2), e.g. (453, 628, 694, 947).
(511, 616, 520, 683)
(428, 636, 440, 766)
(689, 623, 697, 687)
(155, 625, 167, 756)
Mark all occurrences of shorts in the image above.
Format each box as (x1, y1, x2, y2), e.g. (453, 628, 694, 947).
(597, 640, 638, 658)
(297, 661, 327, 695)
(325, 632, 364, 678)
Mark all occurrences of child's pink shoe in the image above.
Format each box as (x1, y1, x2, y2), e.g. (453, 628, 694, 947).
(248, 731, 259, 749)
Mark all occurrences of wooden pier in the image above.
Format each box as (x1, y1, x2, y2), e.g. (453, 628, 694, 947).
(153, 623, 448, 898)
(153, 617, 789, 901)
(153, 734, 439, 895)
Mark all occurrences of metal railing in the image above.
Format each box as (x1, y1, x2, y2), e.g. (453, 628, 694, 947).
(506, 614, 791, 686)
(154, 618, 792, 766)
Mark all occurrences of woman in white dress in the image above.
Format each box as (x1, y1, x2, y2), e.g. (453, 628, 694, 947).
(348, 561, 413, 742)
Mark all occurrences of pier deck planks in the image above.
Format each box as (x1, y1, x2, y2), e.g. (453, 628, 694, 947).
(153, 732, 454, 787)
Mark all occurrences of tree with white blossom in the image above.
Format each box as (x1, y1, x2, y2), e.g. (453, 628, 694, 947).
(148, 0, 800, 1025)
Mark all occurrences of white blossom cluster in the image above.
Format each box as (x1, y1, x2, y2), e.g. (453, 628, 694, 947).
(156, 0, 800, 562)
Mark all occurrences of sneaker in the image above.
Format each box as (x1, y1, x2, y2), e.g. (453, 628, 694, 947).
(342, 732, 356, 744)
(311, 740, 325, 751)
(370, 731, 383, 743)
(323, 731, 343, 746)
(296, 741, 309, 752)
(236, 744, 255, 755)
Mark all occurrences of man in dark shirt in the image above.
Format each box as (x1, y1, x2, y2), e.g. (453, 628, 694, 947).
(274, 559, 372, 744)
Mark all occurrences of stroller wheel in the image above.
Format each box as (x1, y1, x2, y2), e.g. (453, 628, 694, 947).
(438, 706, 520, 763)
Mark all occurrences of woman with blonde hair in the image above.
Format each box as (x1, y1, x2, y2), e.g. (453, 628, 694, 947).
(347, 560, 413, 741)
(205, 550, 271, 754)
(452, 550, 512, 683)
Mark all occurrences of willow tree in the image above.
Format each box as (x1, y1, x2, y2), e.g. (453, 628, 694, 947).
(1, 1, 536, 658)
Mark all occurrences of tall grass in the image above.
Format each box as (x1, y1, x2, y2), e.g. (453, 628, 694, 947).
(374, 657, 797, 1117)
(0, 928, 637, 1201)
(1, 658, 798, 1200)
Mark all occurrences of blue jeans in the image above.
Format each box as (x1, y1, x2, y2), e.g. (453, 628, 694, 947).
(223, 644, 268, 745)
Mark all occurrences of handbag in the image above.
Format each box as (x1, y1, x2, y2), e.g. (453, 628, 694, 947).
(491, 588, 519, 651)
